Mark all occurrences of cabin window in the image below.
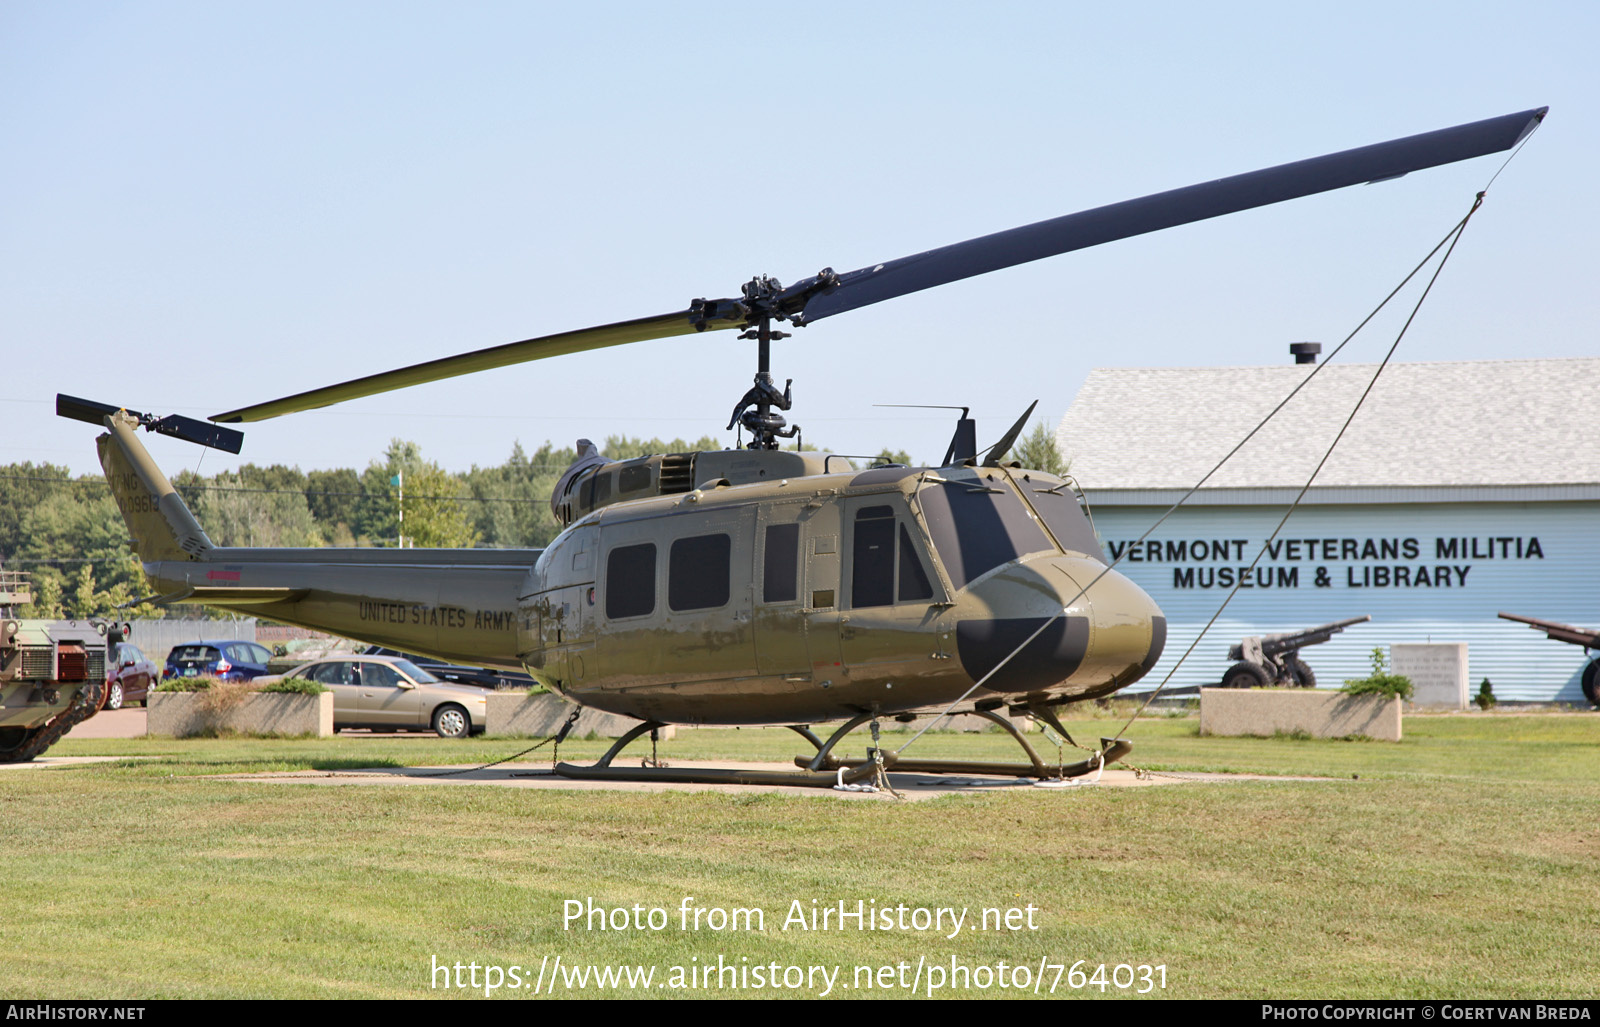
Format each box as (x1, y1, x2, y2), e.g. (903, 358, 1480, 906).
(668, 533, 731, 611)
(606, 542, 656, 619)
(917, 480, 1053, 590)
(619, 464, 652, 493)
(763, 523, 800, 603)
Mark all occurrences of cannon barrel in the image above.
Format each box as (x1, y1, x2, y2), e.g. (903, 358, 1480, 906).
(1253, 614, 1372, 656)
(1498, 612, 1600, 649)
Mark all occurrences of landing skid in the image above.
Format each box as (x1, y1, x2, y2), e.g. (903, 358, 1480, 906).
(552, 709, 1131, 789)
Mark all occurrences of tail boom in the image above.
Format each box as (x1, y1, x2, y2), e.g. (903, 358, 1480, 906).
(96, 410, 535, 671)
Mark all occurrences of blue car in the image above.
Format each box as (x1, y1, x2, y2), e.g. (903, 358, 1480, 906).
(163, 639, 275, 682)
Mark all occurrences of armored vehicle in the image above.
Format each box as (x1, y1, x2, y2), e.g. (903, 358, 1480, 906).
(1, 618, 110, 762)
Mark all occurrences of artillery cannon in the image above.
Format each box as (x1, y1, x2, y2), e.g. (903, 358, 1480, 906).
(1, 617, 111, 762)
(1221, 615, 1372, 689)
(1498, 612, 1600, 706)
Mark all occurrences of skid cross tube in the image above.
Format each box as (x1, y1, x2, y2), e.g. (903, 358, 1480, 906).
(553, 715, 885, 788)
(801, 708, 1132, 781)
(553, 710, 1131, 787)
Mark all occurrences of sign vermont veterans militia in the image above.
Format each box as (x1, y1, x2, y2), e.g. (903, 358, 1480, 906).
(1102, 535, 1544, 591)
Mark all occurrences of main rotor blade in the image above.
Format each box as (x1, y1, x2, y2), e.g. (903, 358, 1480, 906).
(794, 107, 1546, 323)
(212, 308, 715, 422)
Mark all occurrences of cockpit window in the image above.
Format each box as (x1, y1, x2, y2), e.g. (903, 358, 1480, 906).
(851, 506, 897, 608)
(916, 479, 1054, 590)
(850, 506, 937, 608)
(1025, 484, 1106, 561)
(898, 524, 934, 601)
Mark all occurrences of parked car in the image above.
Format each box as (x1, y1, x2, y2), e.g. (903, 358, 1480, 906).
(103, 642, 159, 710)
(359, 645, 536, 691)
(272, 654, 488, 738)
(163, 640, 275, 682)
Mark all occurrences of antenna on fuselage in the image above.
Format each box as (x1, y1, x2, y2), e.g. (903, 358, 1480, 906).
(874, 404, 977, 467)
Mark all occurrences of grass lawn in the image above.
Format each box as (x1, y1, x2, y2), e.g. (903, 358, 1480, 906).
(2, 710, 1595, 999)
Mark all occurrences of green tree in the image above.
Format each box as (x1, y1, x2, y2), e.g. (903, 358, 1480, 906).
(70, 563, 97, 617)
(353, 439, 430, 544)
(190, 470, 322, 548)
(462, 440, 575, 549)
(306, 467, 361, 540)
(873, 448, 914, 466)
(1011, 422, 1069, 476)
(16, 490, 144, 600)
(602, 435, 721, 461)
(0, 462, 74, 561)
(399, 464, 479, 549)
(20, 567, 64, 618)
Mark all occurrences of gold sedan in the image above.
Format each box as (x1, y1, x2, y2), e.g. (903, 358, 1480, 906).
(275, 654, 489, 738)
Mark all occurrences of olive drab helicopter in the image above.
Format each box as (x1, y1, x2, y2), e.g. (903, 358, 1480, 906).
(59, 107, 1546, 787)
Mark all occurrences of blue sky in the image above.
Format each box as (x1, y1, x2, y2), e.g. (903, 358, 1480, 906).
(3, 1, 1594, 479)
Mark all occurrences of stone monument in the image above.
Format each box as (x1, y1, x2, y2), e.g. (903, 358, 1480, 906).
(1391, 643, 1468, 710)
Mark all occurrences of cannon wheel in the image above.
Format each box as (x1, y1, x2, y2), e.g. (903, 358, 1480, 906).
(1583, 660, 1600, 707)
(1287, 657, 1316, 688)
(1222, 662, 1271, 689)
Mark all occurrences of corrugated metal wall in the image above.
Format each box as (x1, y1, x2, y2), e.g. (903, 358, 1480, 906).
(1086, 500, 1598, 702)
(124, 618, 258, 667)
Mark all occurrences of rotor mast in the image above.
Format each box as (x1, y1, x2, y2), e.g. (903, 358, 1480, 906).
(708, 272, 828, 450)
(725, 314, 798, 450)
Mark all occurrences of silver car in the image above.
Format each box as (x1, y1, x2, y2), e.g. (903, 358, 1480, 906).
(278, 655, 489, 738)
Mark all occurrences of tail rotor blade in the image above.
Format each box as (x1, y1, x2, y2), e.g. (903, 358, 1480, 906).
(56, 394, 245, 454)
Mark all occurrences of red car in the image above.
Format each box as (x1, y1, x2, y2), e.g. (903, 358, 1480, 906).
(103, 642, 158, 710)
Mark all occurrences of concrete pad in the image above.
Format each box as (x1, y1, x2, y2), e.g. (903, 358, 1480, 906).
(216, 760, 1339, 800)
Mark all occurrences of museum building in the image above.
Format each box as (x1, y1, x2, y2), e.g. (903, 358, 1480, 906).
(1055, 357, 1599, 702)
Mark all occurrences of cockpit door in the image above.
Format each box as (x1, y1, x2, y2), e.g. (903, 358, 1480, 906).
(837, 495, 947, 676)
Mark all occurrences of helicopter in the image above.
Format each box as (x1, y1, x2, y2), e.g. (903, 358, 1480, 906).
(58, 106, 1545, 787)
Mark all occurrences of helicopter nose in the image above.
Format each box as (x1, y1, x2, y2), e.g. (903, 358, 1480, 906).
(1067, 559, 1166, 689)
(955, 557, 1165, 697)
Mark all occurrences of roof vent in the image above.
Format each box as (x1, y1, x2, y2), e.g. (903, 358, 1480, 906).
(1289, 342, 1322, 365)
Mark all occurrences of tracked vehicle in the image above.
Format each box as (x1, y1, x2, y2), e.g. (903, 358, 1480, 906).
(0, 614, 110, 762)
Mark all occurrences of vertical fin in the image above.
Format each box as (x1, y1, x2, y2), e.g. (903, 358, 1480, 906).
(97, 412, 214, 561)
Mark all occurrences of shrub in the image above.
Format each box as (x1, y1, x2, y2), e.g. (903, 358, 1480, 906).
(1342, 647, 1414, 702)
(258, 678, 328, 696)
(1475, 678, 1497, 710)
(195, 678, 254, 716)
(152, 676, 326, 696)
(154, 676, 221, 693)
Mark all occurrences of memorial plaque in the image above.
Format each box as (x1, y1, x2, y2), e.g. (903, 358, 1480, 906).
(1391, 643, 1468, 710)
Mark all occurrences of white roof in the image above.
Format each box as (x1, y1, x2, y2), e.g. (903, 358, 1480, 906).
(1057, 357, 1600, 491)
